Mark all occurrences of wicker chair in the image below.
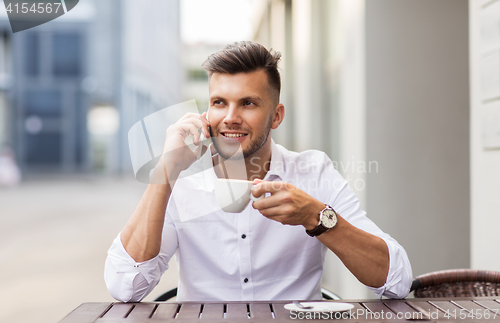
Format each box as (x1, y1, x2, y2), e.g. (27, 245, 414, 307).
(410, 269, 500, 298)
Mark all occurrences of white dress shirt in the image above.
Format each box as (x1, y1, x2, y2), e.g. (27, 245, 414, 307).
(105, 141, 412, 302)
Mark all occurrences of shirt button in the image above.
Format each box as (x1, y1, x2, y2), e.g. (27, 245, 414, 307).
(241, 234, 246, 239)
(244, 278, 249, 283)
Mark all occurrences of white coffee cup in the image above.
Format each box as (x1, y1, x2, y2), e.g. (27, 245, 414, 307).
(215, 179, 264, 213)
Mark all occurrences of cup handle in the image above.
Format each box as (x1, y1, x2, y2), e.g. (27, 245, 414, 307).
(250, 192, 264, 201)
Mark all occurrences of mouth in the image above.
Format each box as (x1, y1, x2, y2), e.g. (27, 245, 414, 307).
(220, 132, 248, 139)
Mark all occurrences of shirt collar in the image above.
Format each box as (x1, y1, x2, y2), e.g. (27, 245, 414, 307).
(202, 140, 285, 188)
(264, 140, 285, 181)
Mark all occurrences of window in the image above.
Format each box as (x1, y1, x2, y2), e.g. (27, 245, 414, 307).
(52, 33, 82, 77)
(24, 33, 39, 76)
(25, 90, 62, 117)
(25, 133, 61, 164)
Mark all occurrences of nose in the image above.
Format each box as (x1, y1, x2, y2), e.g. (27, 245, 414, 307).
(223, 105, 242, 125)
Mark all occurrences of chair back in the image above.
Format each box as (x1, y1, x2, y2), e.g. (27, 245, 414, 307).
(411, 269, 500, 298)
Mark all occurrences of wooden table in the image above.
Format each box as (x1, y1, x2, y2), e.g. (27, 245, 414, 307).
(59, 297, 500, 322)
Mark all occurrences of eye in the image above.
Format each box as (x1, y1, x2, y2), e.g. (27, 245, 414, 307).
(243, 100, 255, 106)
(212, 100, 224, 106)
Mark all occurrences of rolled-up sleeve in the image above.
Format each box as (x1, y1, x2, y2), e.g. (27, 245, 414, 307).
(104, 213, 178, 302)
(104, 234, 162, 302)
(367, 236, 412, 299)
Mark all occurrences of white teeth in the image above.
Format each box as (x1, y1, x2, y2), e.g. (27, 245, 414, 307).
(224, 133, 245, 138)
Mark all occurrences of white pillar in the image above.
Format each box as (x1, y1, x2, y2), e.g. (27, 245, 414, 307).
(323, 0, 370, 300)
(292, 0, 314, 152)
(470, 0, 500, 270)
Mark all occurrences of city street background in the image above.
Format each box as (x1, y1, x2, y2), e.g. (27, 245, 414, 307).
(0, 176, 179, 323)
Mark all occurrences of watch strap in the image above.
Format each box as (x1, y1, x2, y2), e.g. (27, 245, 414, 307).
(306, 223, 329, 237)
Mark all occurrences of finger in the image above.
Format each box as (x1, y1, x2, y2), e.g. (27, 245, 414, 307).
(176, 124, 200, 142)
(259, 207, 300, 226)
(251, 192, 285, 210)
(179, 116, 203, 129)
(251, 178, 263, 190)
(202, 124, 210, 139)
(177, 116, 207, 147)
(257, 209, 290, 224)
(201, 112, 210, 125)
(179, 112, 202, 122)
(193, 130, 203, 146)
(200, 112, 211, 138)
(252, 181, 289, 197)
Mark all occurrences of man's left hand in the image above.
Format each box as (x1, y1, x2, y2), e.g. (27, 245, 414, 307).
(251, 179, 324, 230)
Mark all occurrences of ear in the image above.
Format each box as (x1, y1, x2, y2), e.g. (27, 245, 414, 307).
(271, 103, 285, 130)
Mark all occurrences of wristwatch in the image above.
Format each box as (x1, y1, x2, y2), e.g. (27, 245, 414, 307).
(306, 205, 338, 237)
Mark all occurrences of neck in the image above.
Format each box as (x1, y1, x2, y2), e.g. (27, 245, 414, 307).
(244, 148, 272, 181)
(212, 140, 272, 181)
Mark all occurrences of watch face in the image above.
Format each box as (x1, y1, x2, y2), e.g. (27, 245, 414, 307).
(321, 209, 338, 228)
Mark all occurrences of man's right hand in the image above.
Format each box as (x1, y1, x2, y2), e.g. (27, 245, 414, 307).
(161, 112, 210, 174)
(121, 112, 210, 263)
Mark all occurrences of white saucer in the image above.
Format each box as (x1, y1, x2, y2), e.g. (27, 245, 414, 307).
(284, 301, 354, 312)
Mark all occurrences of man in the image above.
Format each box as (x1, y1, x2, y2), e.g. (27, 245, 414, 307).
(105, 41, 412, 302)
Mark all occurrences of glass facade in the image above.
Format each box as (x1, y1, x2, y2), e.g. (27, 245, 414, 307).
(25, 133, 62, 164)
(17, 29, 86, 169)
(23, 32, 39, 76)
(52, 33, 81, 77)
(25, 90, 62, 117)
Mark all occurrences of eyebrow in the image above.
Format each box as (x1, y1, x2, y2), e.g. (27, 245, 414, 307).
(240, 96, 263, 104)
(209, 95, 264, 104)
(210, 95, 264, 104)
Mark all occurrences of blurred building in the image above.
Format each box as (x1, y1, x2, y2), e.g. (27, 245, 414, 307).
(0, 28, 11, 154)
(0, 0, 181, 174)
(181, 43, 225, 111)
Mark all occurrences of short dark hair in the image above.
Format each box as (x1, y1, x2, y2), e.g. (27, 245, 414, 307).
(202, 41, 282, 104)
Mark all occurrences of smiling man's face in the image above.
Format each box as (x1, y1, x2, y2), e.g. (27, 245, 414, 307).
(208, 69, 283, 160)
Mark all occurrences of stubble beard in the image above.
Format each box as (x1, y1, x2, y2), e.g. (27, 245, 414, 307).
(211, 116, 273, 160)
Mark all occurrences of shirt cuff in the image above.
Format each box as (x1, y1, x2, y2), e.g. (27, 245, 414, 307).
(367, 236, 413, 299)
